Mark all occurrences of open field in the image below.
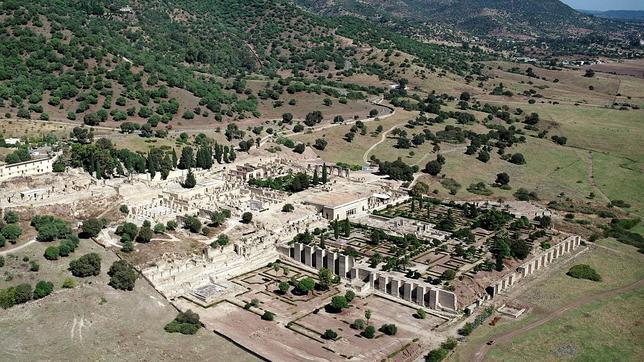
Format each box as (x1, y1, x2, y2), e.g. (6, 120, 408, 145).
(450, 238, 644, 362)
(0, 241, 256, 361)
(486, 288, 643, 361)
(291, 108, 417, 165)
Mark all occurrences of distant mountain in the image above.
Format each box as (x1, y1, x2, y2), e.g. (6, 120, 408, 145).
(294, 0, 613, 39)
(579, 10, 644, 22)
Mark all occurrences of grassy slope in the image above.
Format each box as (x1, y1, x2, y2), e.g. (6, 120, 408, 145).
(450, 238, 644, 361)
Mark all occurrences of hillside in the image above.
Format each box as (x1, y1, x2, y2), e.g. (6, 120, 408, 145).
(295, 0, 640, 41)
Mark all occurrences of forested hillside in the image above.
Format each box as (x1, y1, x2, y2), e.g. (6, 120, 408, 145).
(295, 0, 644, 51)
(0, 0, 484, 129)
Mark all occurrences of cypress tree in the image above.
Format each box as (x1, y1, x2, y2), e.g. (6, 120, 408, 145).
(322, 163, 328, 183)
(312, 168, 319, 185)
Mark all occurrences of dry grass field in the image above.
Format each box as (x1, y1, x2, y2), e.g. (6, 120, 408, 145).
(0, 240, 256, 362)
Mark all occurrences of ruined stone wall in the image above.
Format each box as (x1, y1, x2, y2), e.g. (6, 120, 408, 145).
(284, 242, 459, 312)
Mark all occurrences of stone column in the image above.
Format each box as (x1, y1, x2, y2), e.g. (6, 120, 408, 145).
(338, 254, 349, 278)
(403, 282, 413, 302)
(415, 285, 426, 306)
(304, 245, 313, 267)
(325, 251, 337, 274)
(389, 279, 400, 298)
(428, 289, 439, 309)
(314, 247, 325, 269)
(378, 274, 388, 292)
(293, 243, 302, 262)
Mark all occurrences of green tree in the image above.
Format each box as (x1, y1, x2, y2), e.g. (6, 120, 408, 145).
(182, 169, 197, 188)
(278, 281, 289, 294)
(69, 253, 101, 277)
(33, 281, 54, 299)
(44, 246, 60, 260)
(241, 212, 253, 224)
(296, 277, 315, 294)
(1, 224, 22, 242)
(81, 218, 103, 238)
(425, 160, 442, 176)
(328, 295, 348, 312)
(318, 268, 334, 290)
(108, 260, 137, 291)
(363, 325, 376, 339)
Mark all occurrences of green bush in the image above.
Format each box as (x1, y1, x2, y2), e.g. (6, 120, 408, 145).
(362, 325, 376, 339)
(69, 253, 101, 277)
(261, 310, 275, 321)
(322, 329, 338, 340)
(33, 281, 54, 299)
(44, 246, 60, 260)
(108, 260, 137, 291)
(379, 323, 397, 336)
(164, 310, 202, 335)
(567, 264, 601, 281)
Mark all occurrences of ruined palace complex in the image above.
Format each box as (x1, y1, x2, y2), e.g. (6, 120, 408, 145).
(0, 146, 586, 361)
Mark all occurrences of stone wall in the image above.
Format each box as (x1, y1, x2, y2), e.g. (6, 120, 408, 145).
(487, 235, 583, 298)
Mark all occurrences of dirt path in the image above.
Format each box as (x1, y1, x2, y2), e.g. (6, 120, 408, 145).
(362, 122, 402, 163)
(0, 239, 37, 256)
(472, 278, 644, 362)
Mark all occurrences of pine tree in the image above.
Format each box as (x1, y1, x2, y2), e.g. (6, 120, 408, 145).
(322, 163, 328, 183)
(333, 220, 339, 239)
(228, 147, 236, 162)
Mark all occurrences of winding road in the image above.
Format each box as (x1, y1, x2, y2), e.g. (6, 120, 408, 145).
(472, 278, 644, 362)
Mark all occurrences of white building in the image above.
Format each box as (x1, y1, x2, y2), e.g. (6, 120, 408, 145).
(0, 154, 58, 181)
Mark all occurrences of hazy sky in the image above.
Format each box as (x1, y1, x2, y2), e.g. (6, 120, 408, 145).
(561, 0, 644, 11)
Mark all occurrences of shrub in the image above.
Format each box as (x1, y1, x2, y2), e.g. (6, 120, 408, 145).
(567, 264, 601, 281)
(322, 329, 338, 340)
(69, 253, 101, 277)
(379, 323, 397, 336)
(165, 310, 202, 335)
(416, 308, 427, 319)
(33, 281, 54, 299)
(441, 269, 456, 281)
(44, 246, 60, 260)
(108, 260, 137, 291)
(362, 325, 376, 339)
(328, 295, 348, 312)
(351, 319, 366, 330)
(62, 278, 76, 289)
(261, 311, 275, 321)
(296, 277, 315, 294)
(241, 212, 253, 223)
(345, 290, 356, 302)
(282, 204, 294, 212)
(278, 281, 289, 294)
(14, 283, 32, 304)
(1, 224, 22, 242)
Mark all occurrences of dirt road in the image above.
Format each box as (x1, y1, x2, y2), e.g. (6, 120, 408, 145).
(472, 278, 644, 362)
